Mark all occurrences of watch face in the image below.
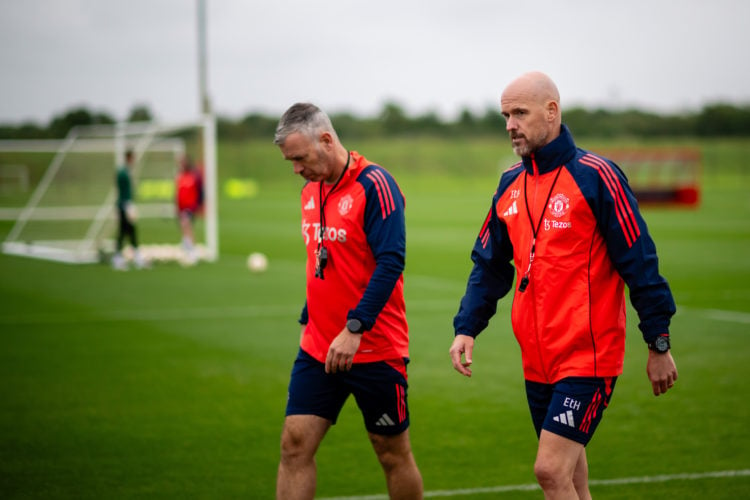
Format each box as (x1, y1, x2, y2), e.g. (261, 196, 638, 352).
(347, 319, 363, 333)
(654, 336, 670, 352)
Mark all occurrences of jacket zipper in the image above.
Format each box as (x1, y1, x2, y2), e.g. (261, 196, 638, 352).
(529, 155, 550, 382)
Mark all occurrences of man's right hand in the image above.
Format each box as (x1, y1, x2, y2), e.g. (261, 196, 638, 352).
(125, 202, 138, 223)
(449, 334, 475, 377)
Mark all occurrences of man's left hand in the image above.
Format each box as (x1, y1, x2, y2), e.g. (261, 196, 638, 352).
(647, 350, 678, 396)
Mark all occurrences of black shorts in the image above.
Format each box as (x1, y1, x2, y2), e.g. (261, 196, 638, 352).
(526, 376, 617, 446)
(285, 348, 410, 435)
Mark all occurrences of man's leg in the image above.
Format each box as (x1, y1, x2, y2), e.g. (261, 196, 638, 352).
(112, 210, 129, 269)
(116, 209, 127, 252)
(572, 446, 590, 499)
(179, 212, 195, 248)
(534, 430, 590, 500)
(127, 219, 138, 248)
(368, 429, 423, 500)
(276, 414, 331, 500)
(528, 377, 616, 499)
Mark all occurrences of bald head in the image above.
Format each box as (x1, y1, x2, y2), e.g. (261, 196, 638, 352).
(506, 71, 559, 103)
(500, 71, 562, 157)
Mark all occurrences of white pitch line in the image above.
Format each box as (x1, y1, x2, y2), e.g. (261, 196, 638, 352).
(318, 469, 750, 500)
(0, 304, 299, 325)
(697, 308, 750, 325)
(0, 299, 462, 325)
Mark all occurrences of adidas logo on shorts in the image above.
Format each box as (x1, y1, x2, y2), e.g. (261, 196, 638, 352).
(553, 410, 576, 428)
(375, 413, 396, 426)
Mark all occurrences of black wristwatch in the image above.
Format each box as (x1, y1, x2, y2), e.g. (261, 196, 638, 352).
(648, 335, 670, 354)
(346, 318, 365, 334)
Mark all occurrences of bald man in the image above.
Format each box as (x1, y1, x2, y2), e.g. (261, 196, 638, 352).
(450, 72, 678, 499)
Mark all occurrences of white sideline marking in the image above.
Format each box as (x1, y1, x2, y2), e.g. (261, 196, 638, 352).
(0, 300, 460, 325)
(318, 469, 750, 500)
(698, 308, 750, 325)
(3, 302, 748, 327)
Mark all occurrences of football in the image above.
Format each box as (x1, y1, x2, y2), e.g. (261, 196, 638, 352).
(246, 252, 268, 272)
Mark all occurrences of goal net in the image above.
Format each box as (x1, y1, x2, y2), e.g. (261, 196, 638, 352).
(1, 118, 218, 264)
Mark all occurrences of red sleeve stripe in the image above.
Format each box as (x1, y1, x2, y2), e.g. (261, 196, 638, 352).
(593, 155, 641, 245)
(479, 209, 492, 248)
(366, 169, 396, 219)
(580, 154, 640, 247)
(366, 171, 388, 219)
(372, 169, 396, 213)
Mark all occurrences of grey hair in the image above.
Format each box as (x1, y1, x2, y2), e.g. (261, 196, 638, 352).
(273, 102, 339, 145)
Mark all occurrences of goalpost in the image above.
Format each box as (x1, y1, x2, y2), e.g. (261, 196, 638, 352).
(1, 1, 219, 265)
(1, 116, 218, 264)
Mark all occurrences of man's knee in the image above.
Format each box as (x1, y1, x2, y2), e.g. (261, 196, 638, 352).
(534, 457, 569, 490)
(369, 431, 413, 470)
(280, 416, 328, 464)
(279, 427, 306, 468)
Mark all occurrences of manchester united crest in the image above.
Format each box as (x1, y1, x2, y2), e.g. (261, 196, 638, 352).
(548, 193, 570, 218)
(338, 194, 354, 216)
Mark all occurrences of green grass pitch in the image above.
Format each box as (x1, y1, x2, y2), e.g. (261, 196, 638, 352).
(1, 137, 749, 498)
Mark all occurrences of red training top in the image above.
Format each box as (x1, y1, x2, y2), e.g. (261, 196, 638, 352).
(299, 151, 409, 366)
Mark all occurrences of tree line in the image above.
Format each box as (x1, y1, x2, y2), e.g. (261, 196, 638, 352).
(2, 101, 749, 140)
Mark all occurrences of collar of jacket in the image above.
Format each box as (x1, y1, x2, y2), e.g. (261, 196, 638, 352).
(521, 124, 577, 175)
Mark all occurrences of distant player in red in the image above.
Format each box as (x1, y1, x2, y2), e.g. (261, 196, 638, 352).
(175, 155, 203, 261)
(273, 103, 423, 500)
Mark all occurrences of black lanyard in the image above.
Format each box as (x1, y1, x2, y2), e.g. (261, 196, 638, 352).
(315, 152, 350, 279)
(518, 164, 563, 293)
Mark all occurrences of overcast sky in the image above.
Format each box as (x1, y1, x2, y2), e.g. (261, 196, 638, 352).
(2, 0, 749, 125)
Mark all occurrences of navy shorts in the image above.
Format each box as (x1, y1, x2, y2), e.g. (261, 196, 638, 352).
(285, 348, 410, 436)
(525, 376, 617, 446)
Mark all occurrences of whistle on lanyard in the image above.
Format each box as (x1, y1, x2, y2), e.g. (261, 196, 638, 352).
(518, 240, 535, 293)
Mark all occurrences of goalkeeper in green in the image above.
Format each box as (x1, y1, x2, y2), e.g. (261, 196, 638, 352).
(113, 149, 146, 270)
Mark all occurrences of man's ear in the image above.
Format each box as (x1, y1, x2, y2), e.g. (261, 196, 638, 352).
(546, 100, 560, 123)
(319, 131, 334, 150)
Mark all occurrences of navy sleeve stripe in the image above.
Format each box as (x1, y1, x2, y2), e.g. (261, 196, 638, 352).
(366, 169, 396, 219)
(580, 154, 641, 247)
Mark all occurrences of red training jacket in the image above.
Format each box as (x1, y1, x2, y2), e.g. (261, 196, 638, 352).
(454, 125, 675, 383)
